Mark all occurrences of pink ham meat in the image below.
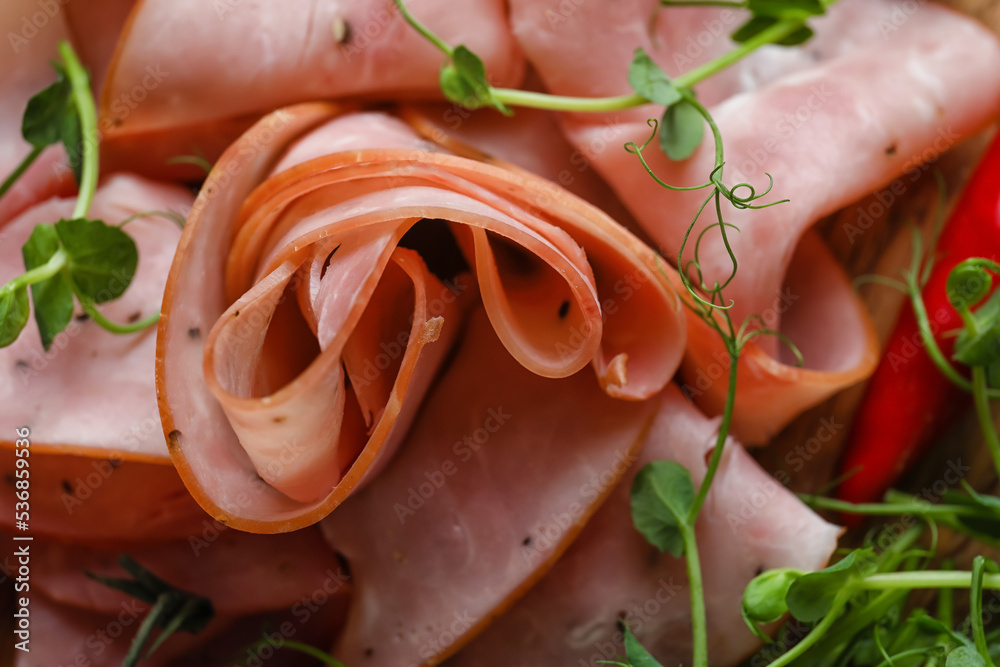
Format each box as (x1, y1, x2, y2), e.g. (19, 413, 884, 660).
(321, 307, 658, 665)
(158, 103, 684, 531)
(451, 384, 841, 667)
(15, 574, 347, 667)
(0, 0, 76, 223)
(0, 175, 204, 539)
(98, 0, 524, 140)
(510, 0, 1000, 441)
(33, 526, 344, 617)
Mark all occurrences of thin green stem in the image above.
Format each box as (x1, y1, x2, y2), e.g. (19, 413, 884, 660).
(682, 526, 708, 667)
(858, 571, 1000, 591)
(767, 593, 851, 667)
(495, 15, 821, 114)
(0, 145, 43, 202)
(491, 89, 646, 113)
(675, 18, 807, 91)
(939, 561, 955, 630)
(873, 648, 938, 667)
(281, 641, 347, 666)
(973, 366, 1000, 483)
(399, 0, 837, 115)
(122, 594, 170, 667)
(7, 249, 67, 292)
(800, 590, 909, 664)
(689, 348, 738, 522)
(391, 0, 453, 56)
(909, 281, 984, 393)
(78, 296, 160, 335)
(59, 41, 97, 220)
(971, 557, 996, 666)
(800, 495, 995, 519)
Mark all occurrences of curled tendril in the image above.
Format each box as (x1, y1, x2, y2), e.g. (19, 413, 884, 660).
(625, 119, 715, 193)
(736, 314, 805, 367)
(630, 96, 792, 362)
(692, 220, 741, 292)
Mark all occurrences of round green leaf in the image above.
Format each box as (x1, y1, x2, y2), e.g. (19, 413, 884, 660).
(630, 460, 695, 557)
(659, 101, 705, 162)
(22, 224, 73, 351)
(628, 49, 682, 107)
(0, 285, 30, 348)
(55, 218, 138, 304)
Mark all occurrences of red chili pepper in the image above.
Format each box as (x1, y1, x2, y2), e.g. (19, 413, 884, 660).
(837, 131, 1000, 508)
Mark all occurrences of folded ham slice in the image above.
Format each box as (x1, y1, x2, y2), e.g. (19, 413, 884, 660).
(321, 306, 659, 665)
(158, 102, 684, 531)
(510, 0, 1000, 441)
(0, 175, 202, 540)
(98, 0, 524, 140)
(450, 384, 842, 666)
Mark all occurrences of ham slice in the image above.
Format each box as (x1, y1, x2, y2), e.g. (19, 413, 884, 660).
(0, 175, 202, 539)
(321, 307, 658, 665)
(98, 0, 524, 140)
(0, 0, 77, 223)
(510, 0, 1000, 441)
(158, 104, 684, 531)
(451, 384, 842, 666)
(33, 526, 344, 617)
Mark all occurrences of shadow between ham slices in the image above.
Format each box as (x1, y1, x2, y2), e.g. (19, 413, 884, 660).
(157, 104, 685, 532)
(0, 175, 205, 540)
(510, 0, 1000, 443)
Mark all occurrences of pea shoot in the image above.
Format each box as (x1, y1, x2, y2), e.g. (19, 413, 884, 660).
(0, 41, 156, 351)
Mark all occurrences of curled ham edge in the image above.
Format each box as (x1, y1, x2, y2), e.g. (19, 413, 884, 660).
(157, 102, 685, 533)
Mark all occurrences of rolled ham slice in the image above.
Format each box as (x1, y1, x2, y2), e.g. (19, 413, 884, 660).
(451, 384, 842, 666)
(158, 103, 684, 531)
(510, 0, 1000, 441)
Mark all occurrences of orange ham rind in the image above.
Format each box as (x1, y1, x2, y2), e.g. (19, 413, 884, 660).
(158, 105, 687, 532)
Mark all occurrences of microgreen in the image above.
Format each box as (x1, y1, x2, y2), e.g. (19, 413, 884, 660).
(630, 460, 695, 557)
(0, 41, 161, 350)
(0, 60, 82, 201)
(597, 623, 665, 667)
(85, 555, 214, 667)
(236, 631, 347, 667)
(393, 0, 831, 121)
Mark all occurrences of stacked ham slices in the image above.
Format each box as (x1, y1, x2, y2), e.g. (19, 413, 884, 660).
(1, 0, 999, 665)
